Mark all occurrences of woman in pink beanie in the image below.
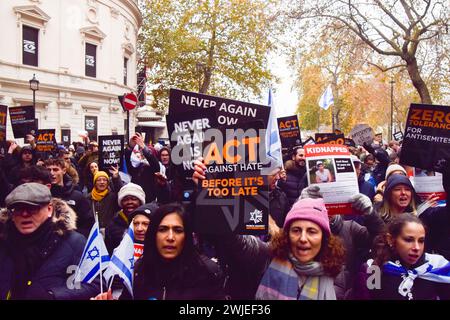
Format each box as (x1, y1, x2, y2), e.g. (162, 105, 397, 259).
(254, 198, 345, 300)
(192, 159, 345, 300)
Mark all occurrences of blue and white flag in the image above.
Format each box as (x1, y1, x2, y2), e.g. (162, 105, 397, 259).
(369, 253, 450, 299)
(265, 88, 283, 169)
(103, 226, 135, 297)
(75, 220, 110, 284)
(318, 85, 334, 110)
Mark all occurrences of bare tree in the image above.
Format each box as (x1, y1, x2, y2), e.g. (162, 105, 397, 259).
(289, 0, 449, 104)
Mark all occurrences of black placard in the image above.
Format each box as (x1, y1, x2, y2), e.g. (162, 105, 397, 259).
(334, 158, 354, 173)
(0, 105, 7, 156)
(98, 135, 124, 171)
(168, 89, 270, 235)
(35, 129, 56, 153)
(277, 115, 302, 149)
(400, 103, 450, 171)
(9, 106, 36, 138)
(393, 131, 404, 141)
(61, 129, 71, 147)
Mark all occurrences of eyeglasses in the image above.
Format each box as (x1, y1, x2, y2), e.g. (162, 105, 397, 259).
(8, 204, 46, 216)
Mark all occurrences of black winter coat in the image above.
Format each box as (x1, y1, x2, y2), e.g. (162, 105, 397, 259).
(278, 162, 307, 208)
(330, 213, 384, 299)
(104, 212, 128, 254)
(51, 174, 94, 237)
(0, 205, 100, 300)
(131, 255, 226, 300)
(269, 187, 290, 228)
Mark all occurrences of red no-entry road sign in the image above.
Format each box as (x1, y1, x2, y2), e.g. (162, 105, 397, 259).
(122, 93, 138, 111)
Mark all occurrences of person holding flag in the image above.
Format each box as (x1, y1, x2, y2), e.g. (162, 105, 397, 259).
(74, 214, 110, 293)
(93, 203, 226, 300)
(0, 183, 100, 299)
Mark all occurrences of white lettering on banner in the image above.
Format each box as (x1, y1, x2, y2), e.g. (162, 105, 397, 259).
(181, 95, 217, 108)
(23, 40, 36, 54)
(306, 146, 348, 154)
(219, 103, 257, 117)
(174, 119, 211, 132)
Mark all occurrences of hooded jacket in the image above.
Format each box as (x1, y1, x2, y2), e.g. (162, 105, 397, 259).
(50, 174, 94, 237)
(376, 174, 450, 260)
(0, 199, 100, 300)
(278, 160, 307, 208)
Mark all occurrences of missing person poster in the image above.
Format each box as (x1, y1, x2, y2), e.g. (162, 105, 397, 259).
(305, 144, 359, 214)
(350, 124, 374, 146)
(0, 105, 7, 155)
(277, 115, 302, 149)
(9, 106, 36, 138)
(167, 89, 270, 235)
(411, 168, 446, 207)
(400, 103, 450, 172)
(98, 135, 124, 171)
(35, 129, 57, 153)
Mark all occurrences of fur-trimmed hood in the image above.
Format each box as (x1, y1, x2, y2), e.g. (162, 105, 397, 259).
(0, 198, 77, 240)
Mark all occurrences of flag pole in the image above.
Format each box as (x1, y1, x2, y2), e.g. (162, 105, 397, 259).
(95, 213, 104, 294)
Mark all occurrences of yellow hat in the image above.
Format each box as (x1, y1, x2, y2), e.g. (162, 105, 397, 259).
(93, 171, 109, 184)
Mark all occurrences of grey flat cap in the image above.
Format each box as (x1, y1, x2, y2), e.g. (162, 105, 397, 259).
(5, 183, 52, 208)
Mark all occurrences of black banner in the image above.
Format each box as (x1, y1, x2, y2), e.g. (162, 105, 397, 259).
(9, 106, 36, 138)
(35, 129, 56, 153)
(277, 115, 302, 149)
(98, 135, 124, 171)
(400, 103, 450, 171)
(317, 133, 345, 145)
(315, 133, 335, 144)
(168, 89, 270, 235)
(301, 137, 315, 147)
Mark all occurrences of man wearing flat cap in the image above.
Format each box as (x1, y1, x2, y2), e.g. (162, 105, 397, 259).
(0, 183, 100, 299)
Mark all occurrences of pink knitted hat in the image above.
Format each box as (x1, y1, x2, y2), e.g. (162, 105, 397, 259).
(283, 198, 331, 235)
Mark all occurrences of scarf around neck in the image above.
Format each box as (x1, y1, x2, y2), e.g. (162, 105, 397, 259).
(91, 187, 109, 202)
(368, 253, 450, 300)
(255, 254, 336, 300)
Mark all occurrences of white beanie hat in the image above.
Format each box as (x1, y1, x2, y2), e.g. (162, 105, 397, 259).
(118, 183, 146, 207)
(385, 164, 407, 179)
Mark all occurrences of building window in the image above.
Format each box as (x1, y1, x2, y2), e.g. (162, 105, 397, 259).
(85, 43, 97, 77)
(85, 116, 98, 141)
(23, 25, 39, 66)
(124, 57, 128, 85)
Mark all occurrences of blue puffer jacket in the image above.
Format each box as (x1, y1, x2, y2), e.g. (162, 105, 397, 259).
(0, 199, 100, 300)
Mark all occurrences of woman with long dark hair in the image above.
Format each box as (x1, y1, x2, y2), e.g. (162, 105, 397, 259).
(356, 214, 450, 300)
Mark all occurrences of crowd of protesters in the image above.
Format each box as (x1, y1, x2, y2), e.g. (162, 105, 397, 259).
(0, 131, 449, 300)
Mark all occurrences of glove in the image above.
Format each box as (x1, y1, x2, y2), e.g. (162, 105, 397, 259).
(299, 185, 323, 200)
(350, 193, 373, 216)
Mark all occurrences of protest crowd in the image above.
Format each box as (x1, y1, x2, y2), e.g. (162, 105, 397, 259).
(0, 95, 449, 301)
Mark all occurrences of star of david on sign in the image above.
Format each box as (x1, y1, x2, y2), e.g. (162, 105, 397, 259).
(129, 257, 134, 270)
(249, 209, 263, 224)
(87, 246, 100, 261)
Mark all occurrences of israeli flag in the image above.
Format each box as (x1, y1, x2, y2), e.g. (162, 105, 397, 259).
(75, 220, 110, 284)
(103, 226, 135, 297)
(318, 85, 334, 110)
(265, 88, 283, 168)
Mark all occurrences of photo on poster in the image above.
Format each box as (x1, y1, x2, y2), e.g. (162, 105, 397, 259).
(308, 158, 336, 184)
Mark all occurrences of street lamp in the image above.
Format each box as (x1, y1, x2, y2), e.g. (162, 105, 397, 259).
(29, 74, 39, 109)
(389, 78, 395, 141)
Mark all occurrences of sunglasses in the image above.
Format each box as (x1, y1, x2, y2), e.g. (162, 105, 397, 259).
(8, 204, 46, 216)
